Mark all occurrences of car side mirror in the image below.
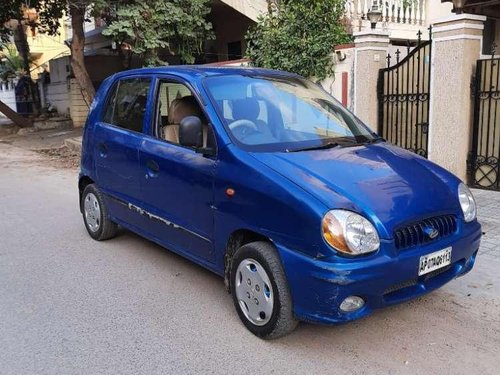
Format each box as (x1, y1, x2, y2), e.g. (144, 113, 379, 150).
(179, 116, 203, 148)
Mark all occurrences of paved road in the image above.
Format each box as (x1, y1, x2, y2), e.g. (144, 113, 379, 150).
(1, 143, 499, 375)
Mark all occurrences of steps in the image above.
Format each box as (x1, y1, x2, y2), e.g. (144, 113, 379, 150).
(33, 117, 73, 131)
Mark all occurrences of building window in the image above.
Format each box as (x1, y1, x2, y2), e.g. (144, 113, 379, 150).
(227, 41, 242, 60)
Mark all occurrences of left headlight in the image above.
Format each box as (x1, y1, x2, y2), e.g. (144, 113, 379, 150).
(458, 183, 477, 222)
(322, 210, 380, 256)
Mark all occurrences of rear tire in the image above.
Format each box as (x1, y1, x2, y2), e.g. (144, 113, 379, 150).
(82, 184, 118, 241)
(230, 241, 298, 339)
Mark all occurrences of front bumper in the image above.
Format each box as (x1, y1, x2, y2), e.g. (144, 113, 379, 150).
(277, 220, 481, 324)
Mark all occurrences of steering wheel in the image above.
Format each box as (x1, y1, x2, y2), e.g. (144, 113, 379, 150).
(228, 119, 259, 139)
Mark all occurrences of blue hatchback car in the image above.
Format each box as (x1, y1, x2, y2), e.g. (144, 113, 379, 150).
(79, 66, 481, 339)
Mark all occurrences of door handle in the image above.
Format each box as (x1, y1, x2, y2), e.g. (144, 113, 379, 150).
(98, 143, 108, 157)
(146, 159, 160, 178)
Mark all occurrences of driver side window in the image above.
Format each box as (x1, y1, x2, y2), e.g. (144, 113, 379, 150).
(154, 80, 214, 148)
(278, 91, 352, 137)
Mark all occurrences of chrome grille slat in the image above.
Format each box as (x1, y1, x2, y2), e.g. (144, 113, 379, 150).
(394, 214, 457, 250)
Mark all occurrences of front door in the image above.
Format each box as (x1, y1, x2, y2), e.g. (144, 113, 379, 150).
(138, 78, 217, 262)
(94, 77, 152, 227)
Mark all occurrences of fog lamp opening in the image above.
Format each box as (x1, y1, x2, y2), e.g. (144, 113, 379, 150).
(340, 296, 365, 312)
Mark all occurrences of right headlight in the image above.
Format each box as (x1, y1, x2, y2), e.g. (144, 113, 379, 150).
(322, 210, 380, 256)
(458, 183, 477, 222)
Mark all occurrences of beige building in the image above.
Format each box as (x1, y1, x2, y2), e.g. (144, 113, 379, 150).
(26, 18, 70, 78)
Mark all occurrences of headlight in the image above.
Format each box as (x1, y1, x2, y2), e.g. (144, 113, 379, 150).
(458, 183, 476, 222)
(322, 210, 380, 255)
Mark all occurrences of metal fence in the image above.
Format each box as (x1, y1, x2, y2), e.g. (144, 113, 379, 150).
(468, 56, 500, 191)
(377, 30, 432, 157)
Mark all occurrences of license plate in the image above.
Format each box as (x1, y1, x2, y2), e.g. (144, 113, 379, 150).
(418, 247, 452, 276)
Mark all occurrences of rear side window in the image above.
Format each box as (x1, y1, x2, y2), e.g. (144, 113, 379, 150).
(102, 78, 151, 132)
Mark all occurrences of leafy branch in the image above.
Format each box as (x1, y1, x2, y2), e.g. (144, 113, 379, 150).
(246, 0, 351, 80)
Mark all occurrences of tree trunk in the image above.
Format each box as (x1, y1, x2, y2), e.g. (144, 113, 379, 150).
(69, 3, 95, 106)
(0, 100, 32, 128)
(13, 22, 30, 74)
(13, 22, 40, 115)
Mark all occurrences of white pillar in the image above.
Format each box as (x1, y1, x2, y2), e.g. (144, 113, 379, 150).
(354, 30, 389, 131)
(353, 30, 390, 131)
(428, 14, 486, 181)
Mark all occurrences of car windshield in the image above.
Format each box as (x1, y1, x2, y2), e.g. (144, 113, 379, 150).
(203, 74, 377, 152)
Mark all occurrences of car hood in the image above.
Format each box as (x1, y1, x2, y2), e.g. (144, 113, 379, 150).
(250, 143, 461, 238)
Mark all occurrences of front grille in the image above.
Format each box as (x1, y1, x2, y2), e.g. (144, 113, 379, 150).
(384, 279, 418, 295)
(394, 214, 457, 250)
(423, 264, 452, 281)
(384, 263, 455, 299)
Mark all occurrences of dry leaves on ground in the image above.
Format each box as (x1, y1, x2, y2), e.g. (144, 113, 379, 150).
(35, 146, 80, 169)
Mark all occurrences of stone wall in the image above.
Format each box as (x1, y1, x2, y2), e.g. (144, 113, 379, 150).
(44, 78, 88, 128)
(45, 56, 89, 127)
(321, 46, 355, 111)
(46, 82, 70, 116)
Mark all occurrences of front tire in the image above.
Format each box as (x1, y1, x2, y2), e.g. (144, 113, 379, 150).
(230, 241, 298, 339)
(82, 184, 118, 241)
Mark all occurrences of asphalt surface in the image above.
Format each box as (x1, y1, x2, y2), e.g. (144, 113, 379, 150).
(1, 143, 499, 375)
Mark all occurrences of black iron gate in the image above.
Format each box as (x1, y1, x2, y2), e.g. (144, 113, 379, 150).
(468, 56, 500, 190)
(377, 31, 432, 157)
(14, 75, 39, 116)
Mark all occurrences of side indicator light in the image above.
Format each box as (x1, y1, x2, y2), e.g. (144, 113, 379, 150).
(226, 188, 235, 197)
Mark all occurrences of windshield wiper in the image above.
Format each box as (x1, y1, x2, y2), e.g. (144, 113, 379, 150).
(362, 136, 385, 145)
(286, 135, 381, 153)
(286, 141, 343, 153)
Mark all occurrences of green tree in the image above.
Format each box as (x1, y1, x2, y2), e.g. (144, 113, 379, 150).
(245, 0, 351, 80)
(0, 43, 33, 80)
(101, 0, 214, 66)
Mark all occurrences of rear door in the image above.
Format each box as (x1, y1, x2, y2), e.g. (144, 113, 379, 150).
(93, 77, 152, 227)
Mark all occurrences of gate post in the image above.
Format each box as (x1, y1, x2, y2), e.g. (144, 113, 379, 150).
(428, 14, 486, 181)
(353, 30, 390, 131)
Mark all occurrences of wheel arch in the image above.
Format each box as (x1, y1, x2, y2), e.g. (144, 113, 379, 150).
(223, 229, 274, 293)
(78, 176, 95, 212)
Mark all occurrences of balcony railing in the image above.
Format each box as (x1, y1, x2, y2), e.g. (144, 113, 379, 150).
(345, 0, 427, 27)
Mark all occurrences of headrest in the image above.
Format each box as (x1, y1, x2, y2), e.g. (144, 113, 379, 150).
(168, 96, 203, 124)
(232, 98, 260, 122)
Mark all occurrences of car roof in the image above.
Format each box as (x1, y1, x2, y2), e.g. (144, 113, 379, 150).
(110, 65, 300, 81)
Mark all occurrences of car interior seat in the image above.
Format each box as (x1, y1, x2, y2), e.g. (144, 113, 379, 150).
(164, 96, 208, 146)
(231, 98, 272, 138)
